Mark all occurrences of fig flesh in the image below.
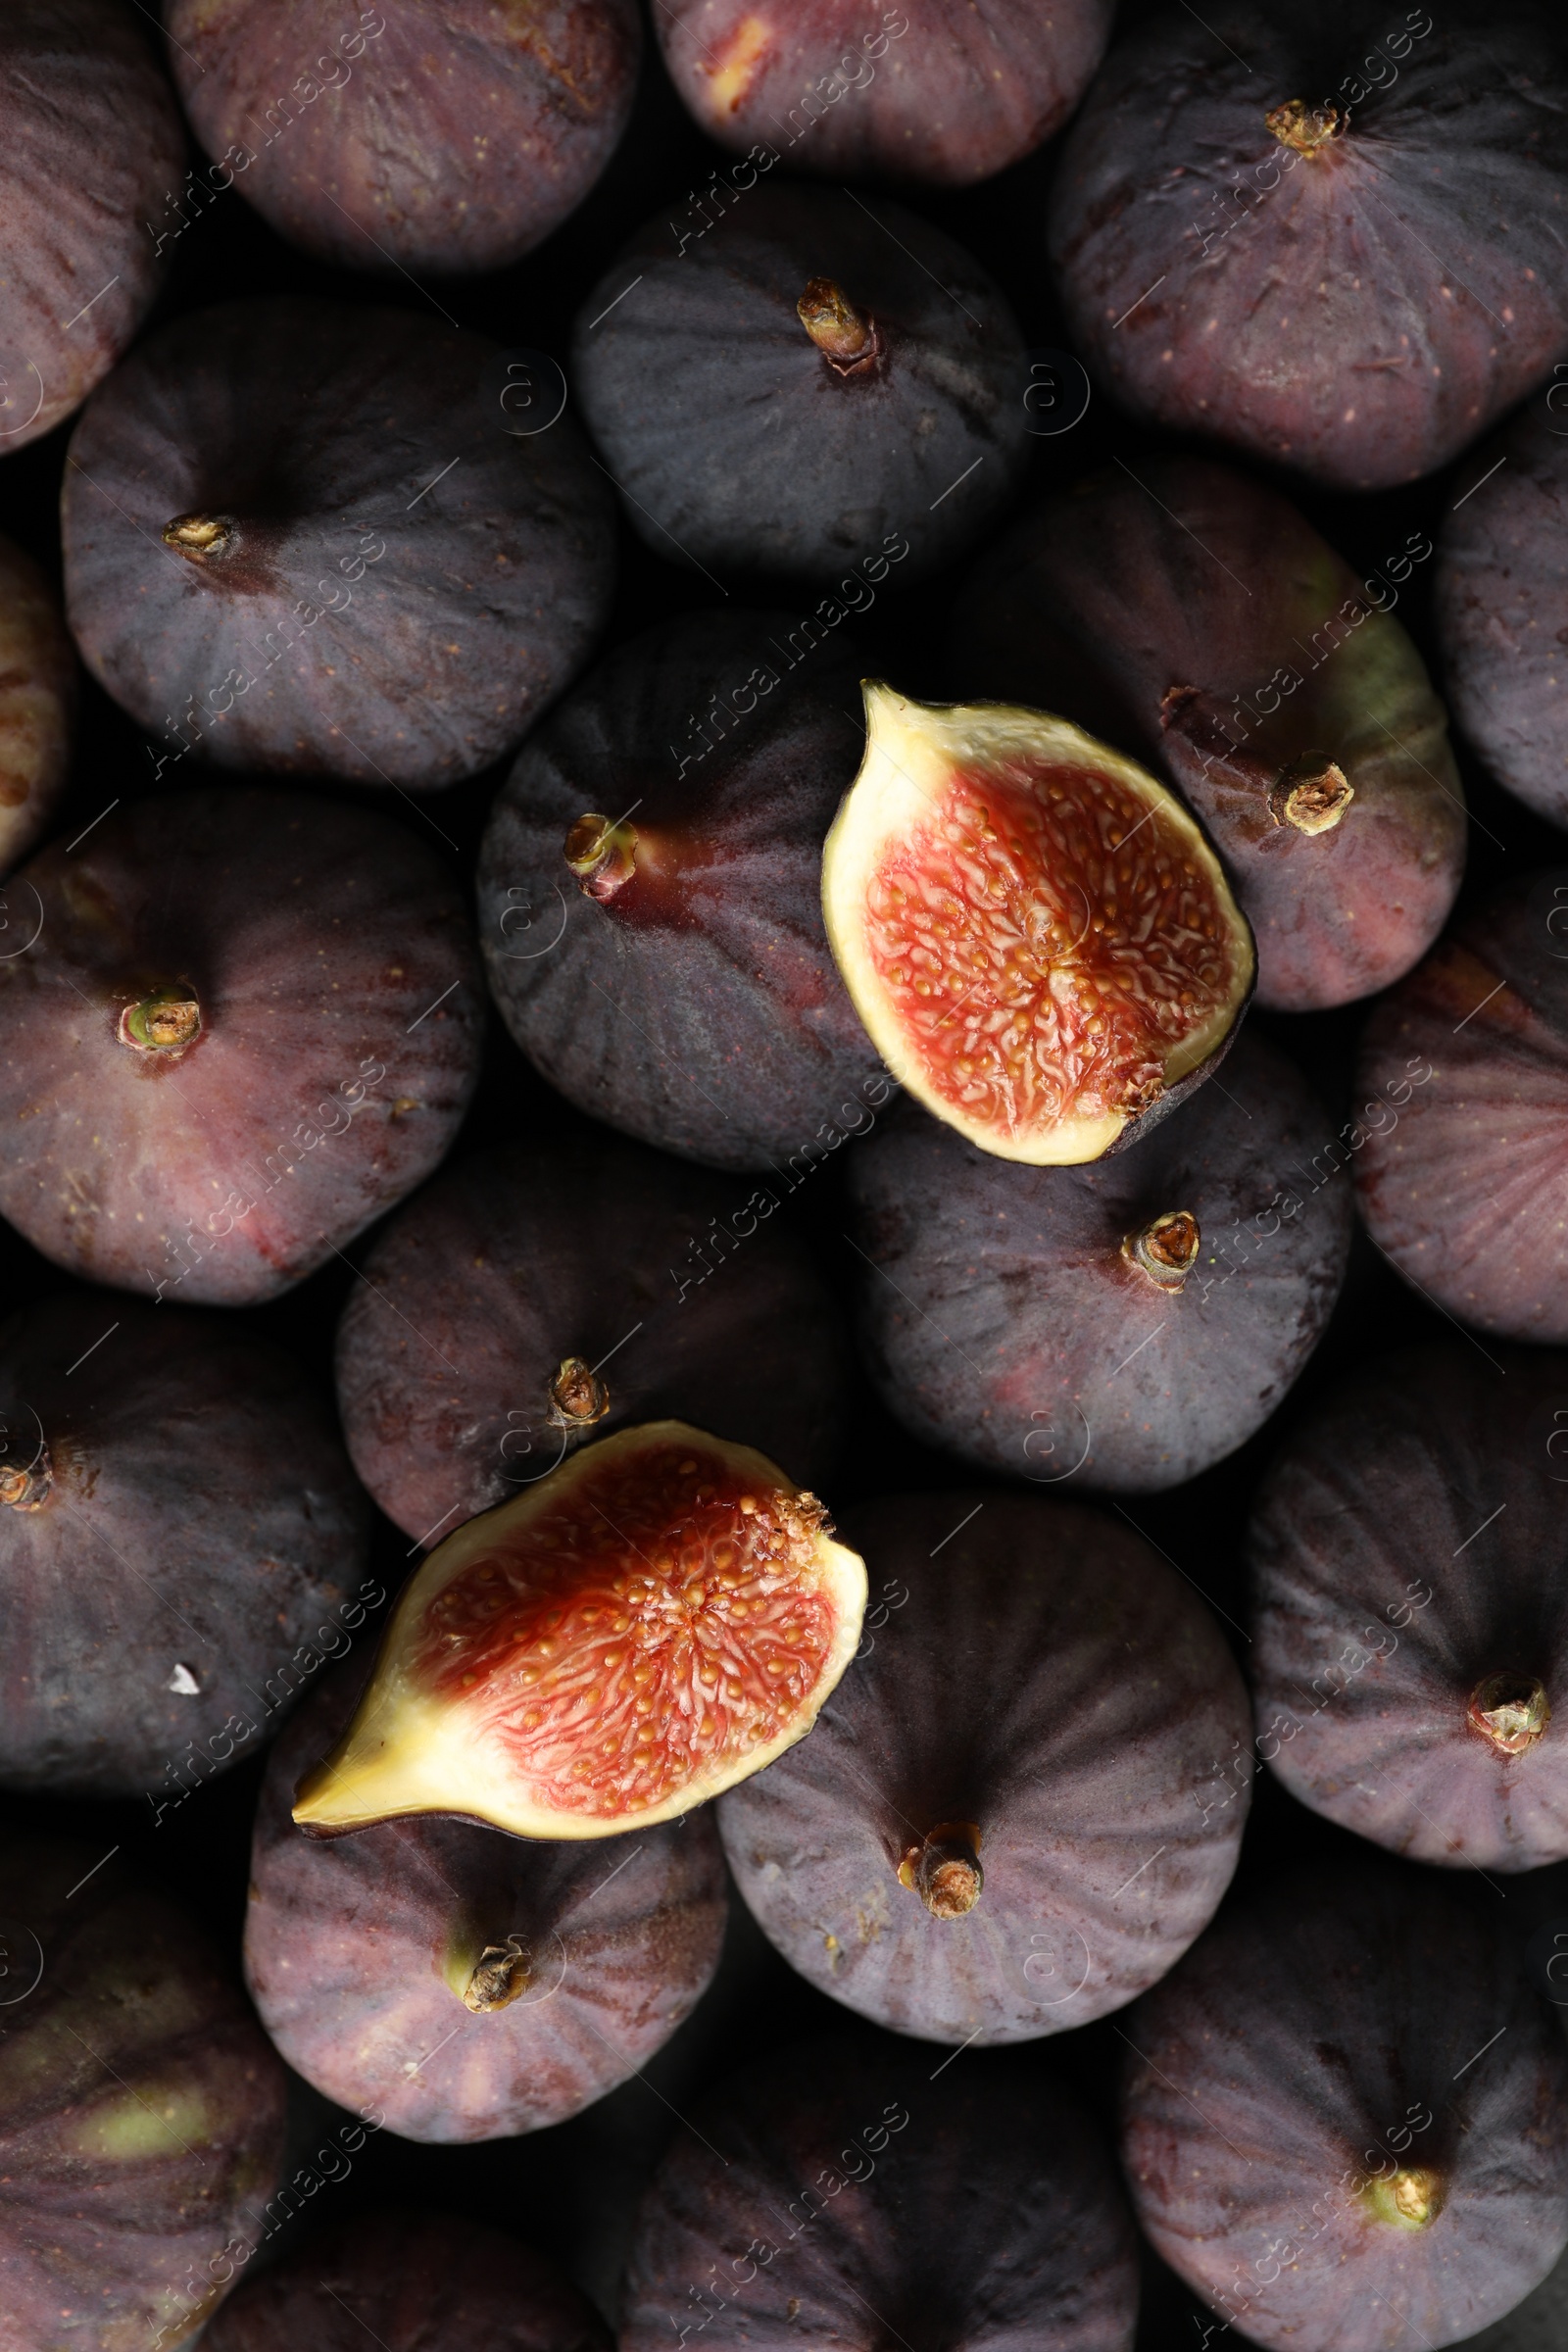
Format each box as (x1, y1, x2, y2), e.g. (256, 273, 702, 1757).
(719, 1492, 1251, 2043)
(0, 532, 74, 877)
(0, 788, 482, 1303)
(821, 685, 1255, 1164)
(953, 458, 1465, 1008)
(247, 1666, 727, 2141)
(847, 1029, 1351, 1490)
(292, 1421, 867, 1839)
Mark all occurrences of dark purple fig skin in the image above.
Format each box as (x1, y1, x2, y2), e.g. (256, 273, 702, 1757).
(204, 2210, 611, 2352)
(1249, 1344, 1568, 1872)
(1048, 3, 1568, 492)
(1122, 1864, 1568, 2352)
(0, 1836, 286, 2352)
(167, 1, 641, 276)
(245, 1665, 729, 2142)
(1438, 408, 1568, 827)
(0, 1289, 371, 1797)
(0, 532, 75, 877)
(655, 0, 1114, 187)
(62, 299, 616, 789)
(622, 2034, 1139, 2352)
(0, 1, 185, 455)
(0, 788, 482, 1304)
(1355, 868, 1568, 1340)
(954, 458, 1465, 1010)
(334, 1128, 851, 1547)
(477, 610, 887, 1172)
(719, 1492, 1252, 2044)
(571, 186, 1030, 586)
(847, 1029, 1352, 1492)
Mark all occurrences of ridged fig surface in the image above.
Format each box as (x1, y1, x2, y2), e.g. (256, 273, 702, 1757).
(720, 1491, 1251, 2044)
(0, 788, 482, 1302)
(0, 533, 74, 877)
(622, 2034, 1139, 2352)
(848, 1029, 1351, 1491)
(63, 299, 616, 789)
(1048, 3, 1568, 491)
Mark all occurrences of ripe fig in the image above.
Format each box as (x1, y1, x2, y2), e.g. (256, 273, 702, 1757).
(1121, 1863, 1568, 2351)
(0, 788, 482, 1304)
(1438, 408, 1568, 828)
(476, 610, 885, 1173)
(292, 1421, 867, 1839)
(1048, 4, 1568, 491)
(334, 1128, 851, 1548)
(821, 686, 1255, 1164)
(62, 299, 616, 789)
(571, 185, 1029, 586)
(0, 1290, 372, 1797)
(1354, 868, 1568, 1340)
(0, 1835, 286, 2352)
(846, 1029, 1351, 1490)
(719, 1492, 1251, 2043)
(654, 2, 1115, 187)
(622, 2034, 1139, 2352)
(166, 1, 641, 275)
(0, 533, 74, 877)
(0, 0, 185, 455)
(953, 458, 1465, 1009)
(246, 1665, 727, 2141)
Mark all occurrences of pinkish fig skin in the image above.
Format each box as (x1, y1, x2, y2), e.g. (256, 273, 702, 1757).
(1048, 3, 1568, 493)
(0, 533, 74, 877)
(719, 1492, 1252, 2044)
(1121, 1864, 1568, 2352)
(1249, 1344, 1568, 1873)
(245, 1665, 729, 2142)
(166, 1, 641, 276)
(334, 1129, 851, 1547)
(622, 2035, 1139, 2352)
(1438, 409, 1568, 828)
(953, 458, 1465, 1011)
(62, 299, 616, 790)
(1355, 869, 1568, 1341)
(204, 2211, 612, 2352)
(847, 1029, 1352, 1493)
(654, 0, 1114, 187)
(0, 1, 185, 455)
(0, 1290, 372, 1797)
(477, 611, 888, 1173)
(0, 788, 482, 1304)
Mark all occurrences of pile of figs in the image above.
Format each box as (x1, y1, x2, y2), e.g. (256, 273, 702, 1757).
(2, 2, 1567, 2347)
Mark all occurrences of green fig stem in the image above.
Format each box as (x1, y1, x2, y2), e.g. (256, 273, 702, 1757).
(119, 987, 201, 1054)
(547, 1356, 611, 1431)
(463, 1936, 532, 2013)
(1468, 1671, 1550, 1756)
(1361, 2168, 1444, 2230)
(1123, 1209, 1201, 1290)
(1270, 756, 1354, 835)
(1266, 99, 1341, 154)
(564, 813, 638, 902)
(162, 513, 235, 560)
(899, 1822, 983, 1919)
(797, 278, 878, 367)
(0, 1443, 51, 1511)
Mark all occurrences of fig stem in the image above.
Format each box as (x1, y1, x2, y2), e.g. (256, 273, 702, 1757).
(1467, 1671, 1550, 1756)
(564, 812, 638, 902)
(1123, 1209, 1201, 1290)
(1266, 99, 1341, 154)
(119, 987, 201, 1054)
(1361, 2168, 1444, 2230)
(1270, 756, 1354, 835)
(899, 1821, 983, 1919)
(0, 1443, 51, 1511)
(797, 278, 878, 367)
(463, 1936, 532, 2013)
(548, 1355, 611, 1430)
(163, 513, 235, 560)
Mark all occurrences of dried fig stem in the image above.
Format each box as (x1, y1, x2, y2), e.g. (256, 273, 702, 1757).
(1123, 1209, 1201, 1290)
(119, 987, 202, 1054)
(1270, 756, 1354, 835)
(899, 1821, 983, 1919)
(464, 1936, 532, 2013)
(1362, 2167, 1445, 2230)
(1467, 1671, 1550, 1756)
(1266, 99, 1341, 155)
(548, 1355, 610, 1430)
(0, 1443, 51, 1510)
(797, 278, 879, 368)
(564, 812, 638, 902)
(163, 513, 235, 560)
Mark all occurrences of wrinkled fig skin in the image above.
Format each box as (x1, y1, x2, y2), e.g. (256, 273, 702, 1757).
(572, 186, 1030, 585)
(1250, 1345, 1568, 1872)
(1439, 411, 1568, 827)
(1122, 1866, 1568, 2352)
(0, 533, 74, 877)
(655, 0, 1114, 186)
(246, 1667, 729, 2141)
(623, 2036, 1139, 2352)
(0, 1, 185, 455)
(1355, 870, 1568, 1340)
(1048, 4, 1568, 492)
(478, 611, 886, 1171)
(954, 459, 1465, 1010)
(0, 789, 482, 1304)
(0, 1837, 286, 2352)
(334, 1130, 852, 1544)
(62, 300, 617, 789)
(719, 1493, 1252, 2044)
(848, 1030, 1352, 1492)
(205, 2211, 612, 2352)
(0, 1292, 371, 1797)
(167, 0, 641, 275)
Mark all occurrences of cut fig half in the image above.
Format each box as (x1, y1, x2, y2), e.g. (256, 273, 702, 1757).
(822, 686, 1254, 1164)
(293, 1421, 866, 1842)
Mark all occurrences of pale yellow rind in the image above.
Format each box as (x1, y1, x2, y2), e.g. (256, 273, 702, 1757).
(821, 683, 1254, 1165)
(292, 1419, 868, 1840)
